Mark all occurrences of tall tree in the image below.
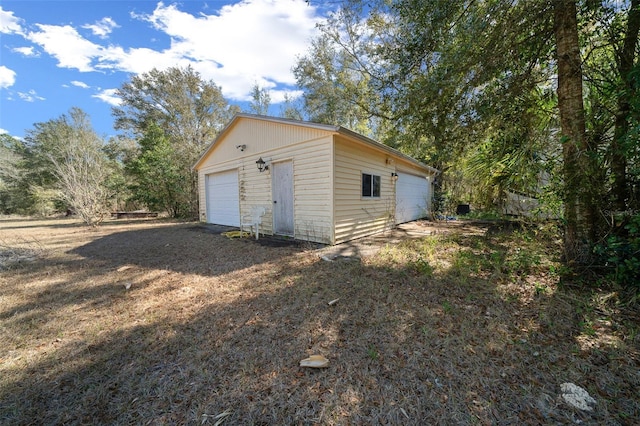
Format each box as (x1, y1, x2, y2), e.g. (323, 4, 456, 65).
(113, 66, 239, 217)
(279, 93, 305, 120)
(6, 109, 112, 223)
(0, 134, 20, 181)
(554, 0, 596, 262)
(248, 83, 271, 115)
(46, 108, 113, 226)
(299, 0, 640, 266)
(103, 136, 138, 212)
(293, 21, 385, 138)
(0, 134, 23, 214)
(125, 123, 186, 217)
(611, 0, 640, 210)
(7, 111, 93, 215)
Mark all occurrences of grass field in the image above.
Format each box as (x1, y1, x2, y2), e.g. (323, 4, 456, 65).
(0, 217, 638, 425)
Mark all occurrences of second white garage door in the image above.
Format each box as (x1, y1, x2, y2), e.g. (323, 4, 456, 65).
(395, 173, 429, 224)
(206, 170, 240, 226)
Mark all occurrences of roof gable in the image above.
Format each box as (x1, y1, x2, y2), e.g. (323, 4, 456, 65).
(193, 113, 438, 175)
(193, 114, 335, 170)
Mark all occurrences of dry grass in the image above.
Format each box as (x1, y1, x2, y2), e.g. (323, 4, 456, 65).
(0, 216, 638, 425)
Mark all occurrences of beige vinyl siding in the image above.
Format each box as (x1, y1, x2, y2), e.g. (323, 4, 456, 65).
(240, 158, 274, 235)
(333, 136, 396, 244)
(197, 118, 332, 167)
(196, 115, 437, 244)
(245, 135, 333, 243)
(197, 119, 334, 232)
(285, 137, 333, 244)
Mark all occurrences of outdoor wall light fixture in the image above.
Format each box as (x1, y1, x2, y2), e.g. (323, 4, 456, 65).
(391, 172, 399, 181)
(236, 144, 246, 151)
(256, 157, 269, 172)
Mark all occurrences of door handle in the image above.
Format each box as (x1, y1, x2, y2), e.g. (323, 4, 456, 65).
(273, 200, 277, 203)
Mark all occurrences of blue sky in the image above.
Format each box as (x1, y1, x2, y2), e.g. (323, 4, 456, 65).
(0, 0, 331, 139)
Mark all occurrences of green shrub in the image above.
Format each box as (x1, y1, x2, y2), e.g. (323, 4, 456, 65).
(410, 255, 434, 276)
(594, 214, 640, 294)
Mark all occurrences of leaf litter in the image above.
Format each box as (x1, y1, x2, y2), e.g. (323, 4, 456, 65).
(0, 217, 638, 425)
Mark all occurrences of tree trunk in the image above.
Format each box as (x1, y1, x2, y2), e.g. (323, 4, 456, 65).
(554, 0, 593, 263)
(611, 0, 640, 211)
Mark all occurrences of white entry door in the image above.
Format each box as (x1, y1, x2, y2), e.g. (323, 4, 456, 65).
(206, 170, 240, 226)
(272, 161, 294, 235)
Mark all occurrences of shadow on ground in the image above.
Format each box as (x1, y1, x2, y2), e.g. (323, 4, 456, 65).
(1, 221, 637, 425)
(70, 223, 304, 277)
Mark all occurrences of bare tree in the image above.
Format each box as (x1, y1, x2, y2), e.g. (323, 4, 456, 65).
(48, 108, 112, 227)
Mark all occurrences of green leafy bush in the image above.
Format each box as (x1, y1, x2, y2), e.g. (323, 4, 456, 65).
(594, 214, 640, 293)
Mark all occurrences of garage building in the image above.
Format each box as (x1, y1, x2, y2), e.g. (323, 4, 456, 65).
(193, 114, 438, 245)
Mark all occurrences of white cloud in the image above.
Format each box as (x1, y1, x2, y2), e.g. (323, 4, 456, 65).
(11, 1, 324, 102)
(27, 24, 102, 72)
(0, 65, 16, 89)
(82, 17, 119, 39)
(137, 0, 323, 100)
(17, 89, 45, 102)
(71, 80, 90, 89)
(0, 128, 8, 134)
(0, 7, 24, 35)
(270, 88, 303, 104)
(96, 45, 191, 75)
(93, 88, 121, 106)
(12, 46, 39, 57)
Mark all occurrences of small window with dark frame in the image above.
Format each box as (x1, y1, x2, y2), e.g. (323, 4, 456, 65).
(362, 173, 381, 197)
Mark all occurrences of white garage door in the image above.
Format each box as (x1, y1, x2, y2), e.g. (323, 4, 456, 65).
(396, 173, 429, 224)
(206, 170, 240, 226)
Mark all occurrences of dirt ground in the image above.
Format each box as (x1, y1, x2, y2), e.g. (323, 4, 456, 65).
(0, 216, 638, 425)
(317, 219, 489, 258)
